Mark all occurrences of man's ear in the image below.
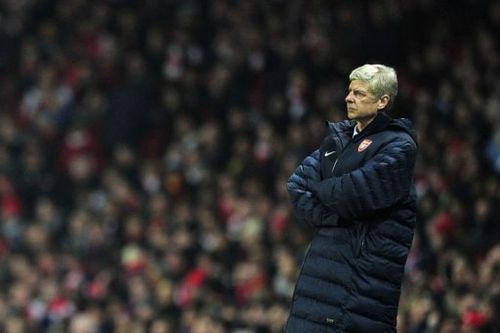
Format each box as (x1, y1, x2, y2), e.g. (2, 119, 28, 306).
(377, 95, 390, 110)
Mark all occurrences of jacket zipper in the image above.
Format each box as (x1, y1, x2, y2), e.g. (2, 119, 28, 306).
(356, 226, 367, 257)
(330, 132, 347, 174)
(331, 158, 339, 172)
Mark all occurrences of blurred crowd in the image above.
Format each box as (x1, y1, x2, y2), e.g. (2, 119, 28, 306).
(0, 0, 499, 332)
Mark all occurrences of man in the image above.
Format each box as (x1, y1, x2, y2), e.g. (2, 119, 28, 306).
(286, 64, 417, 332)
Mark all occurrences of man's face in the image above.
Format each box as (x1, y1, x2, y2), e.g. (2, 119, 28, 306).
(345, 80, 381, 123)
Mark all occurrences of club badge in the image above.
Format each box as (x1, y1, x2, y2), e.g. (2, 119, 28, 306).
(358, 139, 373, 152)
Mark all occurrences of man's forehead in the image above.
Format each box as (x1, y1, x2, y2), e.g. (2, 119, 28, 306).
(348, 80, 370, 90)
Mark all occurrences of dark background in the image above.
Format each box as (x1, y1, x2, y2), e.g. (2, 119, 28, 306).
(0, 0, 499, 332)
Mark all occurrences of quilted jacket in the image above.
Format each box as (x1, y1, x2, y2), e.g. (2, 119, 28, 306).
(286, 112, 417, 332)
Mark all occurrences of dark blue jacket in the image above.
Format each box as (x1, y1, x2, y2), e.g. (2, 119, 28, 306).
(286, 112, 417, 333)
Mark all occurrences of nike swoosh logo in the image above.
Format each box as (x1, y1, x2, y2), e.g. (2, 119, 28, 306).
(324, 150, 336, 157)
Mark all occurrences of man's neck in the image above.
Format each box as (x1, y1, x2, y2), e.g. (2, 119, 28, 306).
(355, 115, 377, 132)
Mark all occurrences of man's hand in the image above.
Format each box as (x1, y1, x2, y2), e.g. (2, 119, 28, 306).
(287, 150, 340, 228)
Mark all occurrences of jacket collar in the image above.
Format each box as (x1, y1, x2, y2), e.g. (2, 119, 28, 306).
(352, 112, 392, 142)
(325, 112, 417, 149)
(326, 112, 392, 137)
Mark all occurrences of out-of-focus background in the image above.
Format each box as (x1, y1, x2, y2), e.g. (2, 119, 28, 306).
(0, 0, 499, 332)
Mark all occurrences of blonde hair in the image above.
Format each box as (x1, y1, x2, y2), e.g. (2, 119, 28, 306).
(349, 64, 398, 109)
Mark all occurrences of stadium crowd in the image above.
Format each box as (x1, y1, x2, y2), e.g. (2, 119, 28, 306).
(0, 0, 499, 332)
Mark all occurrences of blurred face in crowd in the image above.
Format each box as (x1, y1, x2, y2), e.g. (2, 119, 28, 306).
(345, 80, 389, 130)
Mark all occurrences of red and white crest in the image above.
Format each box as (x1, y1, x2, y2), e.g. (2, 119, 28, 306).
(358, 139, 373, 152)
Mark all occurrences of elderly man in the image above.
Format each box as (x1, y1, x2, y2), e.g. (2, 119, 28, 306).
(286, 64, 417, 332)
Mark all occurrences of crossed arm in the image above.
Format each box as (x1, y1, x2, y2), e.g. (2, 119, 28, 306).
(287, 139, 416, 227)
(287, 150, 333, 228)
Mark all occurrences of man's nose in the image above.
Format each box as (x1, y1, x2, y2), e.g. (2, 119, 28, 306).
(345, 92, 354, 103)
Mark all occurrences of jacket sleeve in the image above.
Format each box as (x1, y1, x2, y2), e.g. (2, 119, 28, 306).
(287, 150, 339, 228)
(307, 138, 416, 221)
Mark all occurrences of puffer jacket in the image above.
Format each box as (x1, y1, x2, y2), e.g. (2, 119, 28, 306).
(286, 112, 417, 333)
